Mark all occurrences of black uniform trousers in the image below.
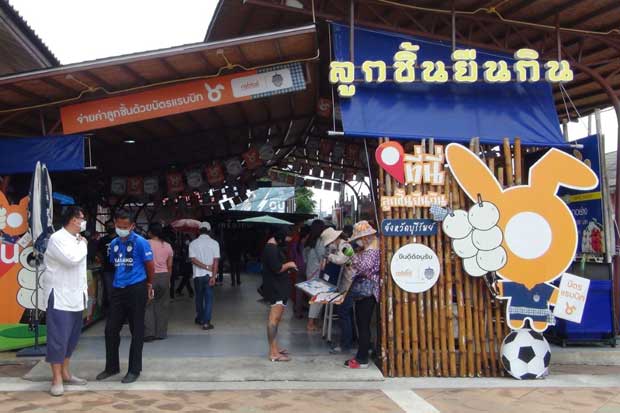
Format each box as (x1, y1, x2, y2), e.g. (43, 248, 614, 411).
(104, 280, 147, 375)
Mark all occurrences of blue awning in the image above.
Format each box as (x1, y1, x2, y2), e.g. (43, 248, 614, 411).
(0, 134, 84, 174)
(332, 23, 565, 147)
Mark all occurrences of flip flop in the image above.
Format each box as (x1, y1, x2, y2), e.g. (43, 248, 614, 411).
(269, 354, 291, 362)
(279, 348, 289, 355)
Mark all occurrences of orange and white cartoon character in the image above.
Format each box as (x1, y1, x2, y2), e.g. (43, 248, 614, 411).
(444, 144, 598, 332)
(0, 192, 29, 238)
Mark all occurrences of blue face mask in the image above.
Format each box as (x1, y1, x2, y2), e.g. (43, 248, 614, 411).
(116, 228, 131, 238)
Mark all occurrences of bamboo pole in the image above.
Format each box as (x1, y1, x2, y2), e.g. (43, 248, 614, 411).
(408, 176, 420, 376)
(514, 137, 522, 185)
(450, 176, 468, 376)
(417, 141, 429, 377)
(477, 279, 490, 377)
(384, 140, 396, 377)
(485, 155, 498, 377)
(378, 139, 389, 375)
(444, 176, 457, 376)
(436, 174, 449, 377)
(401, 183, 412, 377)
(393, 180, 404, 377)
(503, 138, 514, 186)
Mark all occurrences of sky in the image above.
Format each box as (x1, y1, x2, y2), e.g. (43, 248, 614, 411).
(8, 1, 618, 214)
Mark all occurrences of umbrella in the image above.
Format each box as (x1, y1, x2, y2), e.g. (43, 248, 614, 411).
(238, 215, 293, 225)
(171, 218, 202, 233)
(18, 162, 54, 357)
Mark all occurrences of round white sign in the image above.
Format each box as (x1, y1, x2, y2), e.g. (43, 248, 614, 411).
(390, 243, 441, 293)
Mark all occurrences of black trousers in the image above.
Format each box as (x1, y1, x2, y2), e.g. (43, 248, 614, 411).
(105, 281, 147, 375)
(355, 296, 376, 364)
(229, 256, 242, 285)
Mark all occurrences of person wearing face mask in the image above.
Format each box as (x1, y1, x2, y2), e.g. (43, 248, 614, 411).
(96, 210, 154, 384)
(42, 206, 89, 396)
(344, 221, 381, 369)
(262, 227, 297, 362)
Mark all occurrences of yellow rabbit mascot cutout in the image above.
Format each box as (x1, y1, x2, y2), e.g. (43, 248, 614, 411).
(445, 143, 598, 333)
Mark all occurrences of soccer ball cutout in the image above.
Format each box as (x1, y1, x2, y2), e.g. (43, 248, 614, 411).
(501, 329, 551, 380)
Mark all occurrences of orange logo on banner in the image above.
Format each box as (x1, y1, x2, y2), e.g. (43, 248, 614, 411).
(60, 63, 305, 134)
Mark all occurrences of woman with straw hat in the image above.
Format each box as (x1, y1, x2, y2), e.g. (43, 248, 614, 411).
(345, 220, 380, 369)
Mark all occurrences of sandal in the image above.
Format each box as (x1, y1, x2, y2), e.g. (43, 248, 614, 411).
(269, 354, 291, 362)
(279, 348, 289, 355)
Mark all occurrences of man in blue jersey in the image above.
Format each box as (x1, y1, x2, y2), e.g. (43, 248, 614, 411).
(96, 210, 154, 384)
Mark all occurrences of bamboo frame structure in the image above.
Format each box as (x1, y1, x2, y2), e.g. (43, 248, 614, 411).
(377, 137, 526, 377)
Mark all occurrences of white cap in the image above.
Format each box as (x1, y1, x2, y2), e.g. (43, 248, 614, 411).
(199, 222, 211, 231)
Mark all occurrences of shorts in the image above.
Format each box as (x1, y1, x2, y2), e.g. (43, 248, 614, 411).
(270, 299, 288, 307)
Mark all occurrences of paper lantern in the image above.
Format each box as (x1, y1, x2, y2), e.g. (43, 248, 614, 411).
(317, 98, 332, 118)
(166, 172, 185, 194)
(242, 147, 262, 170)
(186, 169, 204, 189)
(319, 140, 334, 158)
(111, 177, 127, 195)
(226, 159, 243, 177)
(333, 144, 345, 159)
(259, 143, 275, 161)
(127, 176, 144, 196)
(205, 163, 225, 186)
(144, 176, 159, 195)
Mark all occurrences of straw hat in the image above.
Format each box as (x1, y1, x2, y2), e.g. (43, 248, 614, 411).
(349, 220, 377, 241)
(320, 227, 343, 246)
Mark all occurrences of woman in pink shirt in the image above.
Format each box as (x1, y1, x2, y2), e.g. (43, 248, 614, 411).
(145, 223, 174, 341)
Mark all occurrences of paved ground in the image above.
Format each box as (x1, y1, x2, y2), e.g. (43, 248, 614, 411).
(3, 273, 620, 412)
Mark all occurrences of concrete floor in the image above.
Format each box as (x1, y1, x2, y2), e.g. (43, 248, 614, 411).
(25, 272, 384, 382)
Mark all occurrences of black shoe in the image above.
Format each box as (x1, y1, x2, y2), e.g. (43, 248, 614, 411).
(96, 370, 120, 381)
(144, 336, 156, 343)
(202, 323, 214, 330)
(121, 372, 140, 384)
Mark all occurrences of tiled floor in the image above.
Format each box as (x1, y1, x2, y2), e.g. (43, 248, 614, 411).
(416, 387, 620, 413)
(0, 390, 404, 412)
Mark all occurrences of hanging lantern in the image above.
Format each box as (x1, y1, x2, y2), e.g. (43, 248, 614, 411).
(226, 159, 243, 177)
(206, 163, 225, 186)
(333, 143, 345, 159)
(317, 98, 332, 118)
(319, 140, 334, 158)
(127, 176, 144, 196)
(144, 176, 159, 195)
(166, 171, 185, 194)
(242, 147, 263, 170)
(186, 169, 204, 189)
(111, 177, 127, 195)
(259, 143, 275, 162)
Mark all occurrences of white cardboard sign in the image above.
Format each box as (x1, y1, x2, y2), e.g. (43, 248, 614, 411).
(553, 273, 590, 323)
(390, 243, 440, 293)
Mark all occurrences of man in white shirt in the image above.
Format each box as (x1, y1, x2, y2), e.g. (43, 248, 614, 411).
(189, 222, 220, 330)
(42, 206, 89, 396)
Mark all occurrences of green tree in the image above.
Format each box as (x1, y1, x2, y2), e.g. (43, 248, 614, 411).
(295, 187, 316, 214)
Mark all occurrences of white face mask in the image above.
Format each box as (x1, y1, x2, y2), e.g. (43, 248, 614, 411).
(116, 228, 131, 238)
(79, 220, 87, 233)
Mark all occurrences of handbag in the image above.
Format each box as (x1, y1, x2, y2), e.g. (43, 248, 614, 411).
(348, 276, 375, 299)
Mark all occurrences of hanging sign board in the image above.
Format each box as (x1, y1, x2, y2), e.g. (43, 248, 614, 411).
(390, 243, 440, 293)
(553, 273, 590, 323)
(61, 63, 306, 134)
(382, 219, 438, 236)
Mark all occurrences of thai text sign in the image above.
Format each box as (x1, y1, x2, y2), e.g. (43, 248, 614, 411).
(381, 188, 448, 211)
(382, 219, 438, 236)
(376, 141, 445, 185)
(330, 44, 572, 97)
(553, 273, 590, 323)
(61, 63, 306, 134)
